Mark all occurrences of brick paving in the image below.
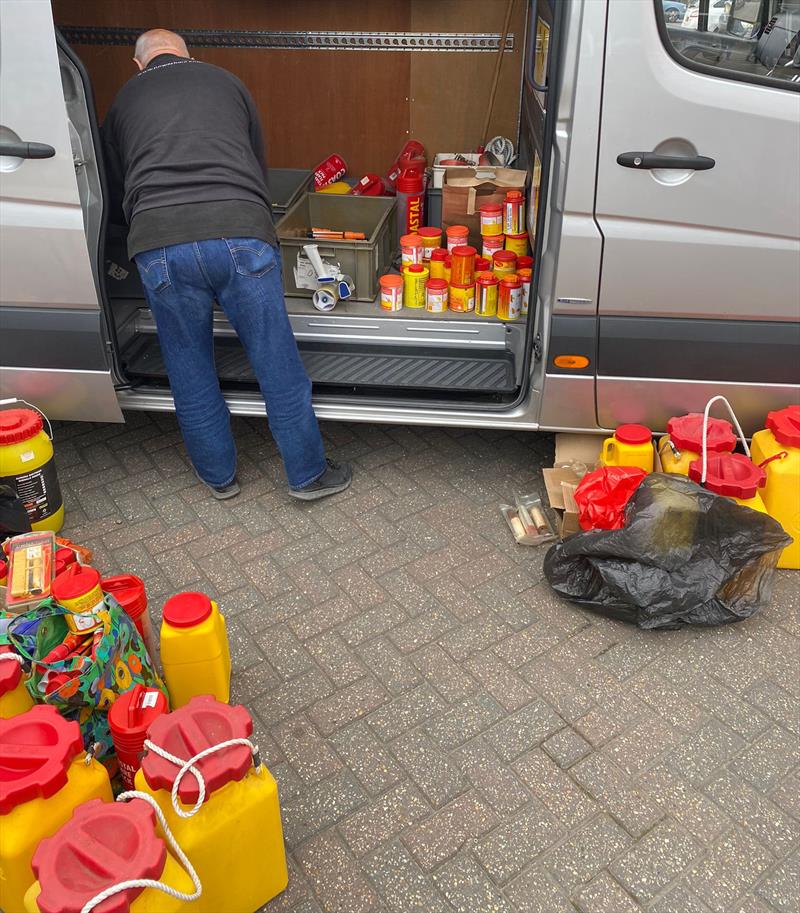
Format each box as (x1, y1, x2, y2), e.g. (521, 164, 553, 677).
(55, 412, 799, 913)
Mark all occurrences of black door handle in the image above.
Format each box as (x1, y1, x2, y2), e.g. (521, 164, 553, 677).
(0, 141, 56, 159)
(617, 152, 715, 170)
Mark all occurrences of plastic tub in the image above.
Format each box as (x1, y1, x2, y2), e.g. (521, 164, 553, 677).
(425, 279, 448, 314)
(418, 227, 442, 260)
(267, 167, 313, 218)
(102, 574, 158, 662)
(429, 248, 448, 280)
(135, 696, 288, 913)
(482, 234, 505, 259)
(479, 203, 503, 236)
(403, 264, 429, 309)
(492, 249, 517, 278)
(659, 413, 736, 476)
(446, 225, 469, 253)
(476, 272, 499, 318)
(505, 232, 528, 256)
(450, 245, 477, 287)
(497, 274, 523, 321)
(379, 274, 404, 312)
(688, 452, 768, 513)
(277, 193, 396, 301)
(448, 283, 476, 313)
(109, 684, 170, 790)
(0, 707, 113, 913)
(600, 424, 654, 473)
(400, 233, 423, 268)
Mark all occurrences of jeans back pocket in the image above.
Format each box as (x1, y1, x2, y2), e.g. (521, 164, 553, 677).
(224, 238, 277, 278)
(135, 247, 171, 293)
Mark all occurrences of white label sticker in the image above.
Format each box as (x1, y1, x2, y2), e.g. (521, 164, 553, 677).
(20, 450, 35, 463)
(140, 690, 160, 709)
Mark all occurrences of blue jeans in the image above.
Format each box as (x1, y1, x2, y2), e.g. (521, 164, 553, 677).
(135, 238, 326, 489)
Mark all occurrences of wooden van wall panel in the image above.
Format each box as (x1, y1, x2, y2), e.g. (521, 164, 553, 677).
(409, 0, 526, 156)
(53, 0, 412, 177)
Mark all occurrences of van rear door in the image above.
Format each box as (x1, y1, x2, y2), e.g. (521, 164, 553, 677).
(0, 0, 122, 422)
(593, 0, 800, 433)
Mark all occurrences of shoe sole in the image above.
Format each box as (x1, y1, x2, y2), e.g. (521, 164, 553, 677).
(288, 475, 352, 502)
(209, 482, 241, 500)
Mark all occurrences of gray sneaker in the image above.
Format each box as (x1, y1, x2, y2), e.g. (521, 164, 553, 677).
(194, 469, 241, 500)
(289, 459, 352, 501)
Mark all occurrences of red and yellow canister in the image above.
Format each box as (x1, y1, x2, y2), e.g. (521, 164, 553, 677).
(425, 278, 449, 314)
(450, 245, 477, 287)
(403, 263, 429, 309)
(475, 272, 499, 317)
(505, 232, 528, 257)
(446, 225, 469, 253)
(479, 202, 503, 236)
(497, 274, 523, 321)
(493, 250, 517, 280)
(517, 267, 532, 316)
(0, 408, 64, 533)
(503, 189, 525, 236)
(418, 227, 442, 262)
(448, 283, 476, 313)
(51, 565, 105, 634)
(482, 234, 505, 260)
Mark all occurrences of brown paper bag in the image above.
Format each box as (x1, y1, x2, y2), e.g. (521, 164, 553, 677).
(442, 167, 527, 246)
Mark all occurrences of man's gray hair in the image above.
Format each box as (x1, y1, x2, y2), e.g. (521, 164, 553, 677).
(133, 29, 189, 67)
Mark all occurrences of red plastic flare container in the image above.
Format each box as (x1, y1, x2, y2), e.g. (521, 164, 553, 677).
(109, 684, 169, 790)
(351, 173, 385, 196)
(313, 153, 347, 190)
(450, 245, 477, 286)
(396, 169, 425, 236)
(516, 255, 534, 271)
(386, 139, 426, 190)
(30, 799, 169, 913)
(689, 452, 767, 499)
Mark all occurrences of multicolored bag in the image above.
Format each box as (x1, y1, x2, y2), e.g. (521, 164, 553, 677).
(6, 595, 166, 760)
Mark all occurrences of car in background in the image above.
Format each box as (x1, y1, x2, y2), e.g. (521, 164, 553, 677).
(682, 0, 729, 31)
(662, 0, 689, 22)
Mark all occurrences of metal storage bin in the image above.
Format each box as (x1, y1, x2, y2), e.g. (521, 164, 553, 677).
(277, 193, 396, 302)
(268, 168, 313, 218)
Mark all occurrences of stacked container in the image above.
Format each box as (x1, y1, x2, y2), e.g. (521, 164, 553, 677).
(0, 649, 32, 719)
(134, 695, 288, 913)
(0, 707, 113, 913)
(659, 413, 736, 476)
(24, 799, 195, 913)
(751, 405, 800, 568)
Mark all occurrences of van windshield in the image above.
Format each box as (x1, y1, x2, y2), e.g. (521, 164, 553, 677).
(662, 0, 800, 85)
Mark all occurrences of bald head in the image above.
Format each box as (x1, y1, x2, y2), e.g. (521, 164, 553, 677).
(133, 29, 189, 70)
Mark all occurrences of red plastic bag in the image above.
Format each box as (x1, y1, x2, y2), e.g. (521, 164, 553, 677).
(573, 466, 648, 530)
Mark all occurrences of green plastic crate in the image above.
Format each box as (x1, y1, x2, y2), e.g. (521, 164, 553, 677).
(277, 193, 396, 302)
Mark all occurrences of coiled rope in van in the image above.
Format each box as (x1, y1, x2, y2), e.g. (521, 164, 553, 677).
(80, 737, 259, 913)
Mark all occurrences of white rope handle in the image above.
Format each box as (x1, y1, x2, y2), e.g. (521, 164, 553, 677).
(80, 792, 201, 913)
(701, 394, 750, 484)
(0, 653, 24, 665)
(78, 737, 259, 913)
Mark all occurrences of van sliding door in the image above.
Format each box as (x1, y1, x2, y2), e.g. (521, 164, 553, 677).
(593, 0, 800, 433)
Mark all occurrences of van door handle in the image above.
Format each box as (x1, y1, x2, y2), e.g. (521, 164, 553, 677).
(0, 141, 56, 159)
(617, 152, 715, 170)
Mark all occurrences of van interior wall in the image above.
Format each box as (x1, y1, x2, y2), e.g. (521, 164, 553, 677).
(52, 0, 526, 178)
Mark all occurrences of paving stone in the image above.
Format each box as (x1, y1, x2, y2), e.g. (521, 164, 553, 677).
(604, 715, 682, 778)
(402, 790, 499, 870)
(687, 830, 774, 913)
(484, 700, 564, 762)
(573, 872, 644, 913)
(755, 849, 800, 913)
(357, 637, 422, 694)
(544, 814, 632, 892)
(729, 725, 800, 793)
(390, 730, 468, 808)
(651, 882, 715, 913)
(543, 728, 592, 769)
(295, 830, 379, 913)
(281, 770, 367, 848)
(308, 677, 389, 737)
(704, 769, 800, 858)
(432, 853, 516, 913)
(425, 691, 506, 750)
(329, 722, 404, 796)
(668, 719, 746, 787)
(409, 644, 478, 703)
(504, 867, 577, 913)
(514, 749, 597, 829)
(367, 684, 448, 742)
(256, 625, 315, 680)
(609, 819, 701, 903)
(306, 631, 367, 688)
(474, 799, 564, 883)
(272, 716, 343, 785)
(339, 781, 429, 857)
(252, 668, 334, 728)
(363, 844, 450, 913)
(452, 738, 530, 816)
(464, 651, 538, 712)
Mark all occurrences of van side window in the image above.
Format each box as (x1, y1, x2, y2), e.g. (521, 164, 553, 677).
(655, 0, 800, 89)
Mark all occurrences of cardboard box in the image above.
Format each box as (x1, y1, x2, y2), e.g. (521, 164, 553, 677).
(543, 433, 603, 537)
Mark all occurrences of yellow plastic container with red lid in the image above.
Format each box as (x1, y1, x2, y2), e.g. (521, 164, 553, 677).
(0, 409, 64, 534)
(24, 798, 195, 913)
(600, 424, 655, 473)
(160, 592, 231, 709)
(0, 647, 33, 719)
(0, 706, 113, 913)
(659, 413, 737, 476)
(751, 404, 800, 569)
(50, 564, 105, 634)
(134, 695, 288, 913)
(688, 452, 768, 514)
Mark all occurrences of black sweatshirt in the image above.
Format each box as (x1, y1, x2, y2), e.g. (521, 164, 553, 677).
(102, 54, 276, 259)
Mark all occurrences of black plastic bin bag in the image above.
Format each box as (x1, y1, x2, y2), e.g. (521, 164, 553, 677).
(544, 473, 790, 629)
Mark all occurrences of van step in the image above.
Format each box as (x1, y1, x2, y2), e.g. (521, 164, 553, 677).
(121, 336, 516, 393)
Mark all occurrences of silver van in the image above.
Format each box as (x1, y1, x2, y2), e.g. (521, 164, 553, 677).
(1, 0, 798, 434)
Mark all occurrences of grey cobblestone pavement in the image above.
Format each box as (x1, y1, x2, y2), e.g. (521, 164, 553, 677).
(56, 412, 799, 913)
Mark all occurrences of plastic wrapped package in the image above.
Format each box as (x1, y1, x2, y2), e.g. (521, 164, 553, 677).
(544, 473, 790, 629)
(573, 466, 648, 530)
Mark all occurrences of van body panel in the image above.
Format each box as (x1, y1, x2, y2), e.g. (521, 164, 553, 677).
(0, 0, 121, 420)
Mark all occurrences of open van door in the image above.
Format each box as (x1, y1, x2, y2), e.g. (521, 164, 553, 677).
(593, 0, 800, 433)
(0, 0, 122, 422)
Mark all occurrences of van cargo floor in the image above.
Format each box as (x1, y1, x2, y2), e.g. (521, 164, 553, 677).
(121, 336, 516, 393)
